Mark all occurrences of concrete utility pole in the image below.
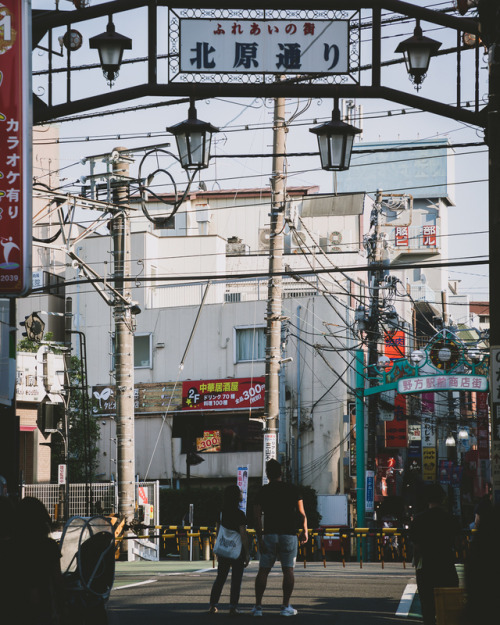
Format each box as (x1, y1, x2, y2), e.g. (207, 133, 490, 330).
(365, 190, 384, 477)
(263, 97, 287, 481)
(111, 148, 136, 530)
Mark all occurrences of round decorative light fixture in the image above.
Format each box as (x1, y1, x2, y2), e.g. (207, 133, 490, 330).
(377, 355, 391, 372)
(445, 434, 456, 447)
(438, 347, 452, 362)
(410, 349, 425, 364)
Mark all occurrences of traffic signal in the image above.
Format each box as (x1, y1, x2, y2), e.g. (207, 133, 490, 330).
(20, 312, 45, 342)
(37, 401, 64, 439)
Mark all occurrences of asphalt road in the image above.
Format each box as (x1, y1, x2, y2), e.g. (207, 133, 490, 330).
(107, 561, 421, 625)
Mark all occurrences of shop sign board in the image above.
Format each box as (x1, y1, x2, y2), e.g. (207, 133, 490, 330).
(179, 18, 349, 75)
(0, 0, 32, 295)
(365, 470, 374, 513)
(398, 374, 488, 394)
(196, 430, 221, 452)
(262, 433, 277, 485)
(182, 377, 265, 411)
(422, 448, 436, 482)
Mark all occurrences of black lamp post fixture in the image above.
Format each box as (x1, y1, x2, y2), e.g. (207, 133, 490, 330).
(89, 16, 132, 87)
(395, 20, 441, 90)
(167, 98, 219, 171)
(310, 99, 361, 171)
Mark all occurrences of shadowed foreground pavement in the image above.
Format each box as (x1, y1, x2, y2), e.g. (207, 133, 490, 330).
(108, 561, 421, 624)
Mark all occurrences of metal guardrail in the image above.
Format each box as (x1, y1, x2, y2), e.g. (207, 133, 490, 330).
(124, 525, 477, 570)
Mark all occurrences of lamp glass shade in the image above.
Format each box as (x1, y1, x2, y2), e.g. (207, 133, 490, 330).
(97, 40, 124, 70)
(407, 47, 432, 72)
(445, 434, 456, 447)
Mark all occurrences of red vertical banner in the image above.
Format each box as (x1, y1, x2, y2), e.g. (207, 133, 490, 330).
(476, 392, 489, 460)
(0, 0, 32, 295)
(385, 393, 407, 447)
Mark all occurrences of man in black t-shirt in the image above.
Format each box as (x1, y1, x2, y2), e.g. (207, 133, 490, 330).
(252, 460, 308, 617)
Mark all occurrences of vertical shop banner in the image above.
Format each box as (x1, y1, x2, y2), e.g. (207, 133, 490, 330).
(365, 470, 374, 513)
(385, 393, 407, 447)
(422, 448, 436, 482)
(477, 391, 490, 460)
(262, 433, 276, 485)
(0, 0, 32, 295)
(237, 466, 249, 514)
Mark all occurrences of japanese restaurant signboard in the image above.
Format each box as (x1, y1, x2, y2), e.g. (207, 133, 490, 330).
(182, 377, 265, 411)
(179, 19, 349, 74)
(0, 0, 32, 295)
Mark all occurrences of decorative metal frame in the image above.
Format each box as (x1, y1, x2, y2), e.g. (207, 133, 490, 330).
(31, 1, 484, 127)
(364, 329, 489, 395)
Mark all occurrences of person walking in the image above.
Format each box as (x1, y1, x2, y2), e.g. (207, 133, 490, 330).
(209, 485, 250, 616)
(409, 483, 459, 625)
(252, 459, 308, 617)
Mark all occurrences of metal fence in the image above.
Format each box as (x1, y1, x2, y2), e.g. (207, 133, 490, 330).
(22, 481, 159, 523)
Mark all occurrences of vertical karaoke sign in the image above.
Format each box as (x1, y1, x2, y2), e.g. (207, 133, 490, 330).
(0, 0, 32, 296)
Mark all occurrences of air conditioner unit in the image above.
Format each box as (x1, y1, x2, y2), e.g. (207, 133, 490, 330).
(258, 228, 271, 251)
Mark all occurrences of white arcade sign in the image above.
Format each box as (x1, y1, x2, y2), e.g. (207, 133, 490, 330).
(397, 374, 488, 395)
(179, 19, 349, 74)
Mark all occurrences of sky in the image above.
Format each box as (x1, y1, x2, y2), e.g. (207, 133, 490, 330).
(30, 0, 490, 300)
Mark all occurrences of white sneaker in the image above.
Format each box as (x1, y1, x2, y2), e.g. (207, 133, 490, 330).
(251, 606, 263, 617)
(280, 605, 298, 616)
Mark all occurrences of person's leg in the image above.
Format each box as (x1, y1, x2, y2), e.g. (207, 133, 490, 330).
(254, 535, 277, 609)
(278, 535, 298, 607)
(282, 567, 295, 607)
(229, 556, 245, 608)
(210, 558, 231, 607)
(416, 569, 435, 625)
(255, 567, 271, 606)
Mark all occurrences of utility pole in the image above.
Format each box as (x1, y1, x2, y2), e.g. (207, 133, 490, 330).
(483, 0, 500, 506)
(365, 191, 384, 484)
(111, 147, 136, 533)
(263, 97, 286, 481)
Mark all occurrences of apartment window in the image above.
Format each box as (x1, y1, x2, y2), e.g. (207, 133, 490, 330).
(234, 326, 266, 363)
(111, 333, 152, 369)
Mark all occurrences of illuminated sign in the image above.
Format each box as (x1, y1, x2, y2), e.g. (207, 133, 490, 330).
(182, 377, 265, 411)
(0, 0, 32, 295)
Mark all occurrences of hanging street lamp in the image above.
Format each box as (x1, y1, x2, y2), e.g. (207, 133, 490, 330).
(89, 16, 132, 87)
(310, 99, 361, 171)
(395, 19, 442, 90)
(167, 98, 219, 171)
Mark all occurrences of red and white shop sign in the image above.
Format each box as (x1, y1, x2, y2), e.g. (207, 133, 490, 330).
(394, 226, 409, 247)
(0, 1, 32, 295)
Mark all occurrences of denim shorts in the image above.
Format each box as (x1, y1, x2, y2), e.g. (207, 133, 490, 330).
(259, 534, 298, 569)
